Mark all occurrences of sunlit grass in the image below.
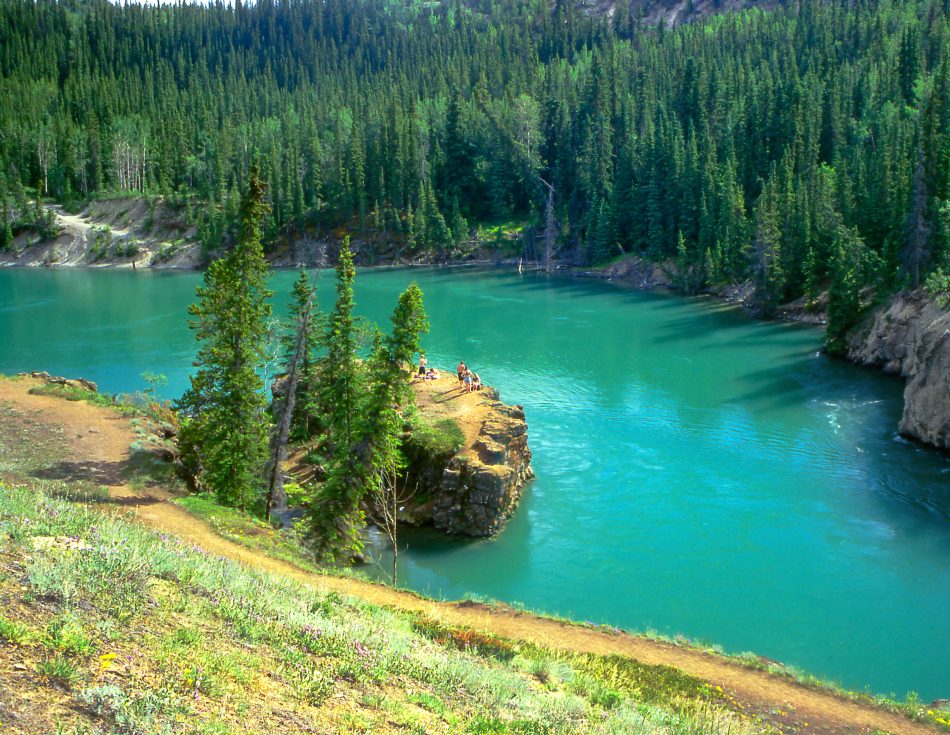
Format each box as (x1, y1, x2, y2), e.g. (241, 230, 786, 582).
(0, 482, 775, 735)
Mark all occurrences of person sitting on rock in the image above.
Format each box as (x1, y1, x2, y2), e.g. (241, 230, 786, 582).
(472, 372, 481, 391)
(425, 367, 440, 380)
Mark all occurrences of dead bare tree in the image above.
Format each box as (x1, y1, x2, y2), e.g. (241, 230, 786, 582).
(475, 93, 561, 272)
(264, 294, 313, 522)
(370, 461, 414, 587)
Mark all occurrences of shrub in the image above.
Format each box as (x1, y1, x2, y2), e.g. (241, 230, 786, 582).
(38, 654, 82, 687)
(0, 615, 32, 644)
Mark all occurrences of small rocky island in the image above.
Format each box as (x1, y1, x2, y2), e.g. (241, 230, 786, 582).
(400, 373, 534, 536)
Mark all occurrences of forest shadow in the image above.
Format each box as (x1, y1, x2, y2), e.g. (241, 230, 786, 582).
(33, 459, 127, 487)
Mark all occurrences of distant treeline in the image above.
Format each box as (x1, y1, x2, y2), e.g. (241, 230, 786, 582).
(1, 0, 948, 328)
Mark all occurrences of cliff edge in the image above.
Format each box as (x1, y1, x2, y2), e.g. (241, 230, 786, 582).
(846, 290, 950, 451)
(403, 373, 534, 536)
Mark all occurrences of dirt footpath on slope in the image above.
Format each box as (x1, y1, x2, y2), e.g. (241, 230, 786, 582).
(0, 376, 936, 735)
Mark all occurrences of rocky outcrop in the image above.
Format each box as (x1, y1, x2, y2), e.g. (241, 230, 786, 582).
(846, 291, 950, 451)
(18, 371, 98, 393)
(400, 387, 534, 537)
(430, 402, 534, 536)
(576, 254, 672, 290)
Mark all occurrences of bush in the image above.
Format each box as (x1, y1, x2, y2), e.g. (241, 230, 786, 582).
(400, 414, 466, 499)
(403, 414, 464, 463)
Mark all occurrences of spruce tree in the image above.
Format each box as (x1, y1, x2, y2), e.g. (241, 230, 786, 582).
(826, 228, 866, 355)
(285, 267, 323, 438)
(307, 238, 366, 559)
(178, 168, 273, 509)
(751, 179, 786, 316)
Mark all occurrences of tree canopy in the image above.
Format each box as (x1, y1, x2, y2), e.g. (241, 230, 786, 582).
(2, 0, 948, 338)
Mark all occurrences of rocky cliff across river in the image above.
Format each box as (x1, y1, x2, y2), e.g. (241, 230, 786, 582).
(846, 290, 950, 451)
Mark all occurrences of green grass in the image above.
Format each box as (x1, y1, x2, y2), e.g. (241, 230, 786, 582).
(28, 382, 120, 409)
(175, 493, 322, 572)
(0, 482, 774, 735)
(37, 654, 83, 687)
(0, 613, 33, 644)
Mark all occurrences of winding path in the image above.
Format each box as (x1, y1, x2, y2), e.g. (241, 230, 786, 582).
(0, 376, 936, 735)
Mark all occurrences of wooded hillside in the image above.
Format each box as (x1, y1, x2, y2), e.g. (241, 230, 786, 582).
(0, 0, 948, 333)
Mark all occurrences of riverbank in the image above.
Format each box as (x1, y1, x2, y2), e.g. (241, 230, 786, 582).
(570, 254, 950, 455)
(0, 217, 950, 451)
(0, 374, 945, 735)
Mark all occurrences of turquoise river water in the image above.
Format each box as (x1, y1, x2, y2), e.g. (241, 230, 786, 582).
(1, 267, 948, 700)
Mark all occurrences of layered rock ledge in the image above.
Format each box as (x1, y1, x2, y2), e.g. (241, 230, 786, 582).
(846, 291, 950, 451)
(402, 375, 534, 536)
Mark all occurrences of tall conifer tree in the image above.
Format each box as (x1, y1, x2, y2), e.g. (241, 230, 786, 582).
(178, 169, 273, 509)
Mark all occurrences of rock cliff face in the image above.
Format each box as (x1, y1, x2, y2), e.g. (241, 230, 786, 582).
(846, 291, 950, 451)
(402, 384, 534, 537)
(430, 401, 534, 536)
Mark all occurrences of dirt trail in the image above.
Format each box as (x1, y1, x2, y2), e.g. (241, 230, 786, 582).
(0, 377, 935, 735)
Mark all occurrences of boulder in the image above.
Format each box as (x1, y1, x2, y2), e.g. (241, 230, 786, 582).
(19, 371, 98, 393)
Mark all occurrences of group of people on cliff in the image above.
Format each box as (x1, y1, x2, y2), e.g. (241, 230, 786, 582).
(455, 360, 481, 393)
(415, 354, 481, 393)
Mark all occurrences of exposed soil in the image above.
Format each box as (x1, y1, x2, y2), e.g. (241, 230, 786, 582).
(0, 376, 938, 735)
(410, 369, 496, 459)
(0, 200, 200, 268)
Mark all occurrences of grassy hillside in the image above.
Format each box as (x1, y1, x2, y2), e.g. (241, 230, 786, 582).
(2, 375, 947, 735)
(0, 484, 759, 735)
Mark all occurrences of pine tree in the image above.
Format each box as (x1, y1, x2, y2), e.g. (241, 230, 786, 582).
(177, 168, 273, 509)
(751, 178, 786, 316)
(307, 238, 366, 559)
(826, 228, 866, 355)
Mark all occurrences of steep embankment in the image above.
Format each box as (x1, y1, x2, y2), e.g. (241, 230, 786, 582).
(0, 200, 200, 269)
(405, 374, 534, 536)
(846, 291, 950, 451)
(0, 375, 944, 735)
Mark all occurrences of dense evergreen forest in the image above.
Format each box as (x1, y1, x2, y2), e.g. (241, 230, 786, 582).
(0, 0, 948, 338)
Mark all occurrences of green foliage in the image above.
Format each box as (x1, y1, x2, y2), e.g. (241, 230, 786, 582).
(751, 177, 786, 317)
(303, 235, 432, 561)
(37, 654, 82, 687)
(826, 228, 872, 355)
(307, 238, 367, 559)
(0, 614, 32, 644)
(925, 267, 950, 307)
(44, 614, 94, 655)
(178, 169, 273, 509)
(1, 0, 947, 301)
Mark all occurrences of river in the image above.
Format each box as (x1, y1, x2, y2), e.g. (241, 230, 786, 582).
(1, 267, 948, 700)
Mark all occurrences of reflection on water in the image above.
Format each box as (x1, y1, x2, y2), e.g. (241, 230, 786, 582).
(1, 267, 949, 699)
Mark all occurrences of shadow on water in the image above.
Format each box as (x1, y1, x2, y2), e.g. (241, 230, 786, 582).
(733, 360, 815, 404)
